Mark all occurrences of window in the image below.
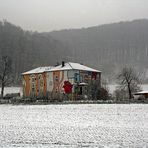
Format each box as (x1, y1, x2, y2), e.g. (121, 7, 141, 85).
(31, 76, 35, 82)
(74, 73, 80, 83)
(54, 75, 59, 82)
(38, 74, 42, 80)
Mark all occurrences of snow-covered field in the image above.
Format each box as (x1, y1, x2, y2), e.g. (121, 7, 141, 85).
(0, 104, 148, 148)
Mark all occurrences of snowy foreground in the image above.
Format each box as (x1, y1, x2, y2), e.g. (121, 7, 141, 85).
(0, 104, 148, 148)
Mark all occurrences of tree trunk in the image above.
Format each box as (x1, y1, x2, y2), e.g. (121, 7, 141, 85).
(1, 83, 4, 99)
(127, 83, 132, 100)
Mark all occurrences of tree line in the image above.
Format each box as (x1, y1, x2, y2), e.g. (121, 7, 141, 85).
(0, 20, 70, 83)
(0, 56, 142, 101)
(1, 19, 148, 83)
(49, 19, 148, 81)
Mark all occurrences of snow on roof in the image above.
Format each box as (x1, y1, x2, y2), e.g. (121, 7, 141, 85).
(79, 82, 88, 85)
(22, 66, 53, 75)
(134, 91, 148, 95)
(47, 62, 101, 72)
(22, 62, 101, 75)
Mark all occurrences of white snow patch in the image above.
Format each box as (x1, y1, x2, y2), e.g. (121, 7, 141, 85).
(22, 62, 101, 75)
(0, 104, 148, 147)
(22, 66, 53, 75)
(0, 87, 22, 96)
(108, 84, 148, 94)
(48, 62, 101, 72)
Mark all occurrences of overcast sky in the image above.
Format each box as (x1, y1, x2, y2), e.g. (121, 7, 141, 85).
(0, 0, 148, 32)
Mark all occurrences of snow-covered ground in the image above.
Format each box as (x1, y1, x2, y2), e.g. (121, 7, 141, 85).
(108, 84, 148, 94)
(0, 104, 148, 147)
(0, 87, 22, 96)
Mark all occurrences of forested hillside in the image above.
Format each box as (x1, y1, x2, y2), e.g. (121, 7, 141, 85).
(1, 19, 148, 83)
(0, 20, 70, 82)
(48, 19, 148, 80)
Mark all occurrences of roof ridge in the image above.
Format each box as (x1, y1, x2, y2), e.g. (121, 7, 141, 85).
(67, 62, 74, 70)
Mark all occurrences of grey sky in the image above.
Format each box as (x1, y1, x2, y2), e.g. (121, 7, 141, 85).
(0, 0, 148, 32)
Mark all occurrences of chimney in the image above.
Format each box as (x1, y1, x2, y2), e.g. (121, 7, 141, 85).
(62, 61, 65, 67)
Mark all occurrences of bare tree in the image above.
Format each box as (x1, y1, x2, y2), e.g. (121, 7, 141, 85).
(117, 67, 141, 100)
(0, 56, 13, 99)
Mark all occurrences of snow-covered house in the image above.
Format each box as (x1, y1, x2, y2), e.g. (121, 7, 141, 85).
(22, 66, 53, 98)
(22, 62, 101, 100)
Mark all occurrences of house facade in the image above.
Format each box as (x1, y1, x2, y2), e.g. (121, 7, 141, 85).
(22, 62, 101, 100)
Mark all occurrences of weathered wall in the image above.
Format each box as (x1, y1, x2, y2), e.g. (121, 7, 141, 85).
(22, 73, 47, 98)
(23, 70, 101, 99)
(46, 70, 75, 94)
